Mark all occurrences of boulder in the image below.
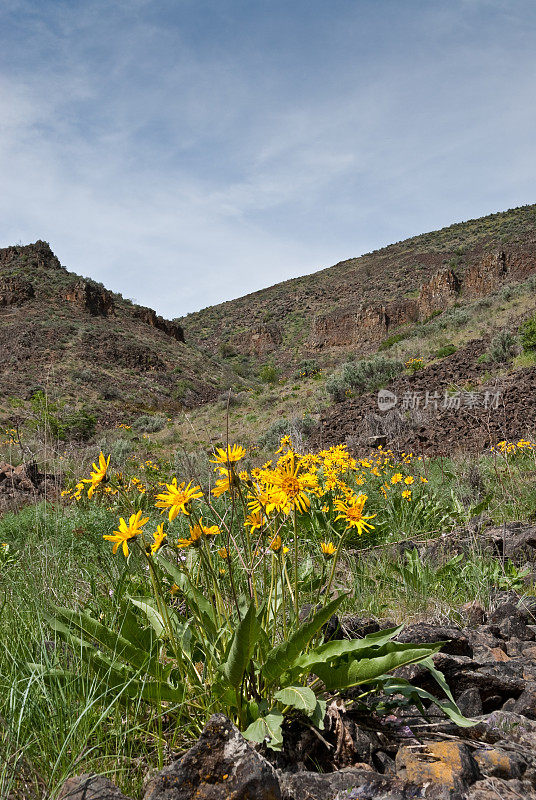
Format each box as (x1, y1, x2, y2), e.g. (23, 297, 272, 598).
(395, 741, 478, 793)
(143, 714, 281, 800)
(58, 773, 134, 800)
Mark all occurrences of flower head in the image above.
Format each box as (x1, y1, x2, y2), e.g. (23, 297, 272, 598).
(334, 493, 376, 535)
(210, 444, 246, 465)
(103, 510, 148, 557)
(401, 489, 412, 501)
(86, 452, 110, 498)
(320, 541, 337, 559)
(155, 479, 203, 521)
(244, 511, 264, 532)
(150, 523, 167, 554)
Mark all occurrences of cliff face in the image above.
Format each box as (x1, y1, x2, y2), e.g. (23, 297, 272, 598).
(309, 250, 536, 351)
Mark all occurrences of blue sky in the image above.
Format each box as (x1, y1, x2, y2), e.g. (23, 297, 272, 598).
(1, 0, 536, 317)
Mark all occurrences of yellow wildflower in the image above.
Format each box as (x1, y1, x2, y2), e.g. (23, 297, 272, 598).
(391, 473, 403, 484)
(86, 452, 110, 498)
(155, 479, 203, 521)
(402, 489, 412, 501)
(244, 511, 264, 532)
(150, 523, 167, 554)
(404, 476, 414, 485)
(334, 493, 376, 535)
(103, 510, 148, 557)
(320, 541, 337, 559)
(210, 444, 246, 465)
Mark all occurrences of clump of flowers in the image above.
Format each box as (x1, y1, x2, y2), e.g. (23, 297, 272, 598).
(405, 357, 425, 372)
(50, 438, 471, 750)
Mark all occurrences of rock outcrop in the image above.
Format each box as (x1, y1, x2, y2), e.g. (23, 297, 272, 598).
(65, 279, 115, 316)
(133, 306, 185, 342)
(0, 277, 35, 306)
(310, 250, 536, 351)
(0, 460, 60, 511)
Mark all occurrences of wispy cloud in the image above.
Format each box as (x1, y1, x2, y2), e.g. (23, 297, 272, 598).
(1, 0, 536, 317)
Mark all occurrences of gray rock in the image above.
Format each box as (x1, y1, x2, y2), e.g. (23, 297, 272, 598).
(465, 777, 536, 799)
(58, 773, 134, 800)
(279, 768, 399, 800)
(143, 714, 281, 800)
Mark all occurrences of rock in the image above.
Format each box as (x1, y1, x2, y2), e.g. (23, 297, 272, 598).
(467, 710, 536, 745)
(143, 714, 281, 800)
(279, 768, 403, 800)
(65, 279, 115, 316)
(58, 773, 134, 799)
(465, 777, 536, 800)
(395, 741, 478, 793)
(341, 616, 381, 639)
(473, 747, 527, 779)
(460, 601, 486, 627)
(513, 687, 536, 719)
(456, 688, 483, 717)
(396, 625, 472, 656)
(488, 603, 535, 641)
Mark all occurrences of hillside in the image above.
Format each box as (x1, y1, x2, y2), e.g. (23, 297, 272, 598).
(0, 241, 235, 420)
(179, 204, 536, 370)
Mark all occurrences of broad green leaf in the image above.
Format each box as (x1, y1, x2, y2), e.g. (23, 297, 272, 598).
(117, 606, 155, 652)
(129, 597, 165, 638)
(310, 698, 327, 729)
(222, 600, 260, 688)
(274, 685, 317, 714)
(44, 606, 163, 679)
(262, 594, 346, 685)
(292, 626, 404, 673)
(382, 675, 476, 728)
(243, 711, 284, 750)
(157, 555, 217, 638)
(312, 642, 443, 691)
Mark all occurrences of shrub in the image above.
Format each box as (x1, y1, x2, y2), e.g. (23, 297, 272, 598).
(489, 330, 518, 363)
(378, 333, 406, 351)
(326, 358, 403, 402)
(28, 392, 96, 441)
(520, 314, 536, 352)
(295, 359, 320, 378)
(258, 363, 280, 384)
(132, 414, 166, 433)
(435, 344, 456, 358)
(219, 342, 235, 358)
(405, 357, 425, 373)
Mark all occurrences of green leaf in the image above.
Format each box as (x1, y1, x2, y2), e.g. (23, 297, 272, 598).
(468, 492, 493, 519)
(274, 685, 317, 714)
(262, 594, 346, 685)
(129, 597, 165, 638)
(310, 698, 327, 729)
(292, 625, 404, 673)
(157, 555, 217, 638)
(222, 600, 260, 688)
(382, 675, 476, 728)
(44, 606, 163, 679)
(312, 641, 443, 691)
(243, 711, 284, 750)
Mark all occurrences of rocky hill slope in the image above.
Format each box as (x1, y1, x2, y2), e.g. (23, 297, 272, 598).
(179, 205, 536, 368)
(0, 241, 234, 417)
